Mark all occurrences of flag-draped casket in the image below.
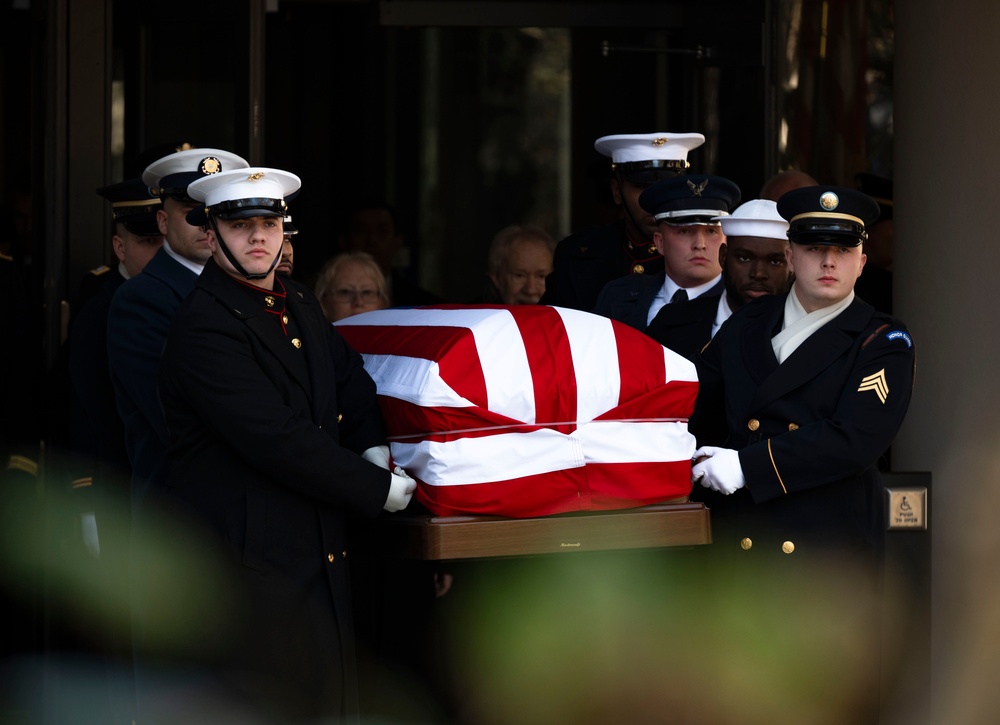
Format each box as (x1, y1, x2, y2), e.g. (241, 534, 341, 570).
(336, 305, 698, 518)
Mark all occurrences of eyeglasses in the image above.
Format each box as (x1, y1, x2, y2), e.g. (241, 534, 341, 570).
(330, 288, 381, 304)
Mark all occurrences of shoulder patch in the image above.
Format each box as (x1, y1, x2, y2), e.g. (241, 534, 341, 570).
(885, 330, 913, 348)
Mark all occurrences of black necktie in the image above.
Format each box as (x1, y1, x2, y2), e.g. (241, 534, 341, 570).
(671, 288, 688, 303)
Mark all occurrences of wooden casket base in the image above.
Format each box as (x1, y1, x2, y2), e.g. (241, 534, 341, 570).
(370, 500, 711, 560)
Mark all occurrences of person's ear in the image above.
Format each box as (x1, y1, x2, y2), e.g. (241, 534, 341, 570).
(652, 228, 666, 256)
(156, 208, 169, 236)
(112, 234, 126, 263)
(718, 243, 728, 268)
(784, 245, 795, 274)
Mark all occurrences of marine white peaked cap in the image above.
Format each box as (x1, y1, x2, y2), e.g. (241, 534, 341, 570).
(188, 167, 301, 214)
(141, 148, 249, 190)
(594, 132, 706, 163)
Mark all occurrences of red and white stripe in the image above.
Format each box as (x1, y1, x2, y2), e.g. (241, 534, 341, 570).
(337, 305, 698, 517)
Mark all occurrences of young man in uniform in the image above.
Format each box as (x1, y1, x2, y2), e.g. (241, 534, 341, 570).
(156, 167, 415, 722)
(689, 185, 915, 723)
(593, 173, 741, 332)
(691, 184, 914, 554)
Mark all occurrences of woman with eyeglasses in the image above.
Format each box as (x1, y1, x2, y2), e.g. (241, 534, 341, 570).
(315, 251, 390, 322)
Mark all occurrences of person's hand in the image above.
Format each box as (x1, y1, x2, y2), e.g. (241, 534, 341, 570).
(384, 466, 417, 512)
(362, 445, 391, 470)
(691, 446, 746, 495)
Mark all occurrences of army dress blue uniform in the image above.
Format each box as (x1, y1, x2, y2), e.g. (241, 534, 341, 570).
(691, 293, 915, 561)
(157, 256, 391, 721)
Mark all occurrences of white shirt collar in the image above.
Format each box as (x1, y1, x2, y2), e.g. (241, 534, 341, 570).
(710, 293, 733, 338)
(648, 273, 722, 326)
(162, 238, 207, 276)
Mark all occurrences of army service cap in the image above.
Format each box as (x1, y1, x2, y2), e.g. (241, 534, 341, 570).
(595, 132, 705, 183)
(188, 167, 301, 223)
(96, 177, 162, 237)
(142, 148, 249, 202)
(639, 174, 741, 226)
(714, 199, 788, 240)
(777, 185, 879, 247)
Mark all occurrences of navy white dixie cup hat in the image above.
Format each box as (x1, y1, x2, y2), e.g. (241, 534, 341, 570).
(595, 132, 705, 183)
(776, 185, 879, 247)
(96, 177, 162, 237)
(638, 174, 742, 226)
(186, 167, 302, 225)
(142, 148, 250, 202)
(713, 199, 788, 240)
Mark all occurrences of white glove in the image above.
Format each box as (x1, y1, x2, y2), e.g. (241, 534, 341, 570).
(362, 445, 391, 470)
(384, 466, 417, 512)
(691, 446, 746, 495)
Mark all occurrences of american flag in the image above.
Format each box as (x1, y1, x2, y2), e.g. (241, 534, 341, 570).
(336, 305, 698, 518)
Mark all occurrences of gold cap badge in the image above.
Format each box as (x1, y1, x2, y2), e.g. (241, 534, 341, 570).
(652, 137, 668, 146)
(199, 157, 221, 175)
(819, 191, 839, 210)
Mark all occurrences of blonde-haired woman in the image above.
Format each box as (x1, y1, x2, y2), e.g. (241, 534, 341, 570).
(315, 251, 390, 322)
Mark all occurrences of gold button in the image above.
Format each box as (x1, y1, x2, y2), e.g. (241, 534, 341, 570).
(740, 537, 752, 550)
(632, 264, 645, 274)
(282, 314, 289, 324)
(342, 550, 347, 558)
(265, 295, 276, 308)
(291, 338, 302, 348)
(781, 541, 795, 554)
(647, 245, 656, 254)
(327, 553, 335, 562)
(337, 414, 343, 423)
(748, 419, 760, 431)
(788, 423, 799, 431)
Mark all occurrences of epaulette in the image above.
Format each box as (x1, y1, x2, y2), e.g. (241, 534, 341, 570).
(88, 265, 112, 276)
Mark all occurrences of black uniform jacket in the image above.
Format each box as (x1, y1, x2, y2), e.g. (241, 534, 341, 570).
(691, 294, 915, 559)
(542, 219, 664, 311)
(158, 259, 391, 717)
(107, 246, 198, 505)
(595, 272, 723, 333)
(646, 291, 721, 361)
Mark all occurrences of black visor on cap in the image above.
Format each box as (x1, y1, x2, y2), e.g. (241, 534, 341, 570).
(787, 218, 867, 247)
(155, 171, 202, 201)
(112, 201, 162, 237)
(211, 198, 287, 220)
(121, 216, 162, 237)
(185, 207, 208, 227)
(661, 213, 723, 226)
(616, 160, 689, 185)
